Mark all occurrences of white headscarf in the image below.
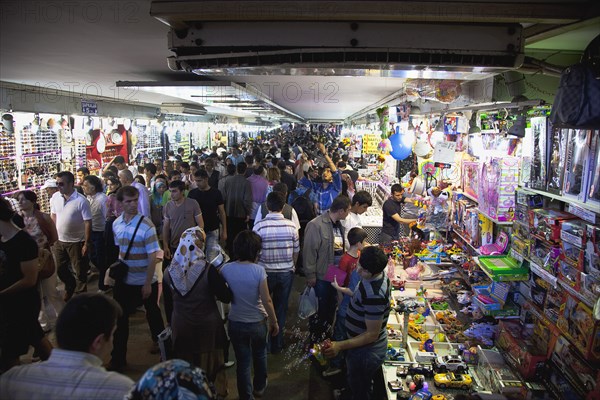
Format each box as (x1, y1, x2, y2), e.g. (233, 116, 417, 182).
(167, 227, 206, 297)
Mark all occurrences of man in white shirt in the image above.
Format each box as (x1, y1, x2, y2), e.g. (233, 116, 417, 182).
(118, 169, 151, 218)
(341, 190, 373, 250)
(51, 171, 92, 301)
(82, 175, 109, 291)
(0, 293, 134, 400)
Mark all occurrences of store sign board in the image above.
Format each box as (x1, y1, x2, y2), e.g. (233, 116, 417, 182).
(81, 100, 98, 115)
(362, 134, 379, 154)
(433, 141, 456, 164)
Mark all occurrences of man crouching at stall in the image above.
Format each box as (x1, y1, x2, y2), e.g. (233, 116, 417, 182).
(323, 245, 391, 400)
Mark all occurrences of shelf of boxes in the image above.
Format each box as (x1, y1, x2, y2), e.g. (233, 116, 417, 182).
(519, 186, 600, 216)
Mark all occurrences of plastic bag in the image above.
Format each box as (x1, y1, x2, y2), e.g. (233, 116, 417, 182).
(298, 286, 318, 319)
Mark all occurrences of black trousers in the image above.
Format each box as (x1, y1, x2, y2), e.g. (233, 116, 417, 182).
(226, 217, 248, 255)
(111, 281, 164, 366)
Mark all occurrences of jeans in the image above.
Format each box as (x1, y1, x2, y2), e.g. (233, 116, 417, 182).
(90, 231, 107, 290)
(229, 320, 268, 400)
(53, 240, 89, 295)
(205, 229, 220, 263)
(345, 339, 387, 400)
(266, 270, 294, 352)
(330, 313, 347, 368)
(309, 279, 337, 344)
(111, 281, 165, 366)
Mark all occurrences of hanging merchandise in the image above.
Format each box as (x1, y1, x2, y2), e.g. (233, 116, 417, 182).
(550, 62, 600, 127)
(389, 124, 414, 160)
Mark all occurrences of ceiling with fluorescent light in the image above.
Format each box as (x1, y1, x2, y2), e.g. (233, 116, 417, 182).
(1, 0, 598, 122)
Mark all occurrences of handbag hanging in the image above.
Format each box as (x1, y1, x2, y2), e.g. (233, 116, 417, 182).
(108, 215, 144, 281)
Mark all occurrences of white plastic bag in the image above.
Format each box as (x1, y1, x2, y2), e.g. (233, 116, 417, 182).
(298, 286, 318, 319)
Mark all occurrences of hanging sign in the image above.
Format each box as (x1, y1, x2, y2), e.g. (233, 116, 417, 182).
(81, 100, 98, 115)
(362, 134, 380, 154)
(433, 141, 456, 164)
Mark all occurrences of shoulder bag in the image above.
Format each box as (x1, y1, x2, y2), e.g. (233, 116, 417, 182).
(108, 216, 144, 282)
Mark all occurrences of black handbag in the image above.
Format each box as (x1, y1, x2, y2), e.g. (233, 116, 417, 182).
(109, 216, 144, 282)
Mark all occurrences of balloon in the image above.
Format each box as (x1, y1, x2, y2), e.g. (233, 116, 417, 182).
(389, 132, 412, 160)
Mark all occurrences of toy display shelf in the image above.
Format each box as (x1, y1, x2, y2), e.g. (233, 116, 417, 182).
(475, 207, 514, 226)
(458, 191, 478, 203)
(450, 225, 481, 255)
(519, 186, 600, 215)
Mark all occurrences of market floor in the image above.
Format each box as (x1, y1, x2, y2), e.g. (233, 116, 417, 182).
(38, 273, 341, 400)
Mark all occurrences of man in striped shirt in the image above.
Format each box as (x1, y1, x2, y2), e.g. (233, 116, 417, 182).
(108, 186, 165, 371)
(253, 191, 300, 354)
(324, 246, 391, 400)
(0, 293, 134, 400)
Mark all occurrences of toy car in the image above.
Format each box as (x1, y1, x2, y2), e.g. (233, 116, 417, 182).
(433, 372, 473, 389)
(433, 355, 468, 373)
(431, 395, 447, 400)
(430, 301, 449, 310)
(435, 310, 458, 325)
(408, 322, 430, 341)
(409, 390, 433, 400)
(408, 363, 434, 377)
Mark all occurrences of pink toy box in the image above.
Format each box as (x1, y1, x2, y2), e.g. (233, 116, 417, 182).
(478, 157, 519, 222)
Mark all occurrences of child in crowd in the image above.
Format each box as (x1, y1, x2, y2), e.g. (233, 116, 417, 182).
(324, 227, 368, 377)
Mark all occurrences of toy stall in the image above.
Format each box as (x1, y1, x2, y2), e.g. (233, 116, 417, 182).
(344, 102, 600, 400)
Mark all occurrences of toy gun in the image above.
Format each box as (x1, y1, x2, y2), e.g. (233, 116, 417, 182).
(310, 339, 331, 366)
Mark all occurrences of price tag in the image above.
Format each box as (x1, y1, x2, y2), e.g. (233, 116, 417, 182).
(362, 134, 380, 155)
(432, 141, 456, 164)
(81, 100, 98, 115)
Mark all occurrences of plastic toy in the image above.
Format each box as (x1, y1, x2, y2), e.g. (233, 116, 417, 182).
(432, 355, 468, 373)
(430, 300, 449, 310)
(408, 322, 430, 341)
(435, 310, 458, 325)
(420, 339, 435, 353)
(409, 389, 433, 400)
(310, 340, 331, 366)
(433, 372, 473, 389)
(408, 363, 434, 377)
(386, 346, 406, 361)
(478, 231, 509, 255)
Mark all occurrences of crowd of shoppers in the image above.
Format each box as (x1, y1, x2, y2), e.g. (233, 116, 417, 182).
(1, 127, 404, 400)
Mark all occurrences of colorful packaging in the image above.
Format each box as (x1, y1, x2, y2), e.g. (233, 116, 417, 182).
(529, 117, 549, 190)
(546, 126, 568, 195)
(563, 129, 593, 203)
(586, 131, 600, 206)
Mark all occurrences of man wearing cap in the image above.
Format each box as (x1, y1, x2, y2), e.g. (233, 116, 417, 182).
(40, 179, 59, 209)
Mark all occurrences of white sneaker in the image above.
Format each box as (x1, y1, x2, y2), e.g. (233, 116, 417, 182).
(253, 379, 267, 397)
(223, 361, 235, 368)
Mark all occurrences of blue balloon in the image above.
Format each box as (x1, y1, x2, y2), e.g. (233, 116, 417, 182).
(389, 133, 412, 160)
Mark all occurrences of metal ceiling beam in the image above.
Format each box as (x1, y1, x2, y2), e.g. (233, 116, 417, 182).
(151, 1, 593, 29)
(524, 16, 600, 45)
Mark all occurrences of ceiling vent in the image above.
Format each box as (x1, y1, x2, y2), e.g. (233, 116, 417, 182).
(160, 102, 207, 116)
(161, 22, 524, 75)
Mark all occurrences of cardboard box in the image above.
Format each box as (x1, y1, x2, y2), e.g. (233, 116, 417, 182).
(586, 131, 600, 207)
(550, 335, 599, 394)
(562, 129, 593, 203)
(556, 294, 600, 361)
(546, 126, 568, 195)
(472, 281, 510, 312)
(531, 209, 577, 242)
(529, 117, 549, 190)
(495, 321, 546, 380)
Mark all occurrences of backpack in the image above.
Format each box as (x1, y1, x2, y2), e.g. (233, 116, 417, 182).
(550, 63, 600, 127)
(291, 188, 316, 222)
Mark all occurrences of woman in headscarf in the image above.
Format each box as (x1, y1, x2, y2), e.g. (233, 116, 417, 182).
(163, 227, 232, 399)
(127, 359, 215, 400)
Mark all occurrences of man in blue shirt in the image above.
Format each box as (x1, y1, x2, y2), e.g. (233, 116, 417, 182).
(298, 142, 342, 215)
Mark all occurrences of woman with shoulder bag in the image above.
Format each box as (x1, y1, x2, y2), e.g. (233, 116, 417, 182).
(163, 227, 232, 399)
(17, 191, 62, 331)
